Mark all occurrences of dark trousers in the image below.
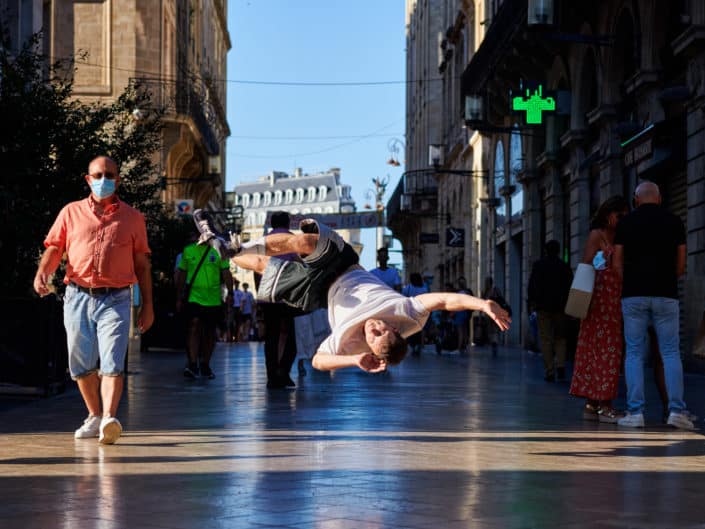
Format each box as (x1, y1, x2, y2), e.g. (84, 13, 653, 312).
(261, 303, 298, 383)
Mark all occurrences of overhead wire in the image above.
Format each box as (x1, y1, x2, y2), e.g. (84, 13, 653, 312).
(228, 118, 405, 159)
(62, 57, 447, 87)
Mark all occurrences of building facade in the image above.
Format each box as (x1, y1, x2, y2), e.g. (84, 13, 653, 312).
(227, 167, 361, 287)
(3, 0, 231, 211)
(390, 0, 705, 361)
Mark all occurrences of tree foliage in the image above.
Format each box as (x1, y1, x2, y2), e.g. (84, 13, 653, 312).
(0, 32, 192, 297)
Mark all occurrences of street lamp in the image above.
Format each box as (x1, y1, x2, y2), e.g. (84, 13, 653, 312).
(365, 176, 389, 250)
(386, 138, 404, 167)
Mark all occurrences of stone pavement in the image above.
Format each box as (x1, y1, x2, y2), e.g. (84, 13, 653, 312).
(1, 342, 704, 529)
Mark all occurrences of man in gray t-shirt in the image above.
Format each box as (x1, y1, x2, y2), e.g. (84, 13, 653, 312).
(193, 210, 511, 373)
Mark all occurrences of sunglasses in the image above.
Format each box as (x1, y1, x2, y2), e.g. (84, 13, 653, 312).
(89, 172, 117, 180)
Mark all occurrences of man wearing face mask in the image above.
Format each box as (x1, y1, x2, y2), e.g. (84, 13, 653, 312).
(33, 155, 154, 445)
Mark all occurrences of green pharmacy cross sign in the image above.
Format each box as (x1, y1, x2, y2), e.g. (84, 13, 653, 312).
(512, 85, 556, 125)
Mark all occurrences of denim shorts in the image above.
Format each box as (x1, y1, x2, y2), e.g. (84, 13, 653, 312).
(257, 219, 359, 312)
(63, 283, 131, 379)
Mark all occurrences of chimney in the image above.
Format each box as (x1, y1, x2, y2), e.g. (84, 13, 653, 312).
(294, 167, 302, 178)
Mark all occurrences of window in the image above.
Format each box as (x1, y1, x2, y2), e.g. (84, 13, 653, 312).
(318, 185, 327, 201)
(285, 189, 293, 204)
(509, 129, 524, 219)
(242, 194, 250, 208)
(295, 188, 304, 203)
(274, 190, 282, 205)
(258, 212, 266, 225)
(307, 187, 316, 202)
(494, 140, 506, 227)
(263, 191, 272, 206)
(302, 208, 312, 215)
(252, 193, 261, 207)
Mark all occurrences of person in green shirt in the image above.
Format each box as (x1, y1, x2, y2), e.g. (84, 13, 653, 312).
(175, 236, 233, 379)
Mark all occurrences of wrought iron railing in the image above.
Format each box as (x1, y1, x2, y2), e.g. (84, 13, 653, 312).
(131, 77, 225, 155)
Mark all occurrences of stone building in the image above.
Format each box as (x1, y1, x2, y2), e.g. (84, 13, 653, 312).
(2, 0, 231, 211)
(390, 0, 705, 360)
(227, 167, 361, 287)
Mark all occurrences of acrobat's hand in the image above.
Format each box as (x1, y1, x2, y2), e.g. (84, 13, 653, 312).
(356, 352, 387, 373)
(484, 300, 512, 331)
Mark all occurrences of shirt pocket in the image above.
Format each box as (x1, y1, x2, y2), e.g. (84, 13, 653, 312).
(104, 220, 132, 250)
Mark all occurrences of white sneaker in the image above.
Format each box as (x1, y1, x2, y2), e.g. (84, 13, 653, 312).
(617, 412, 645, 428)
(74, 415, 102, 439)
(667, 411, 696, 430)
(99, 417, 123, 445)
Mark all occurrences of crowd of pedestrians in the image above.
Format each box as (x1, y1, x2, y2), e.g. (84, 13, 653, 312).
(30, 155, 698, 445)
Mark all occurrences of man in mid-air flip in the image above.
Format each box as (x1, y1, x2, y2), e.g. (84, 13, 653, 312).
(194, 210, 511, 372)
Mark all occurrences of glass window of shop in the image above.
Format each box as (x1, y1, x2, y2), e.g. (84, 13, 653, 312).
(494, 140, 506, 227)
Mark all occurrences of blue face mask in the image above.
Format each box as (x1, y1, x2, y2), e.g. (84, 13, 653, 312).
(90, 177, 116, 199)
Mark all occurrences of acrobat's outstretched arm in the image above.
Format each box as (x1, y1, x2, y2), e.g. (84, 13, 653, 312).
(416, 292, 511, 331)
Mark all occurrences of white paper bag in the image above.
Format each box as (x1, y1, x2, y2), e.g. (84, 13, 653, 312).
(564, 263, 595, 319)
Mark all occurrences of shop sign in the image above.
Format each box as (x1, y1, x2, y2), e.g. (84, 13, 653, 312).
(624, 138, 652, 167)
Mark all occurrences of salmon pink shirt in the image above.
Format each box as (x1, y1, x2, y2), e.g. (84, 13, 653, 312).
(44, 197, 150, 288)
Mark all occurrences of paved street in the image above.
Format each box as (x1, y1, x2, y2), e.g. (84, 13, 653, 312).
(1, 342, 704, 529)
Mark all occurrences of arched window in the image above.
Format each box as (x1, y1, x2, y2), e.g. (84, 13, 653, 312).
(274, 190, 282, 205)
(509, 129, 524, 219)
(285, 189, 293, 204)
(246, 213, 255, 226)
(318, 185, 327, 201)
(302, 208, 312, 215)
(263, 191, 272, 206)
(291, 208, 299, 215)
(494, 140, 506, 227)
(252, 192, 261, 207)
(325, 206, 335, 213)
(258, 212, 266, 225)
(313, 207, 322, 213)
(307, 187, 316, 202)
(295, 188, 304, 203)
(242, 194, 250, 208)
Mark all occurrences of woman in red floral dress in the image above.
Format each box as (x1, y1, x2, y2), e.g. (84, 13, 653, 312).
(569, 196, 630, 423)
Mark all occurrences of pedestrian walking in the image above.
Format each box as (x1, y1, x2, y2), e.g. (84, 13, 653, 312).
(239, 282, 256, 340)
(370, 247, 401, 291)
(481, 277, 508, 355)
(33, 155, 154, 444)
(227, 279, 243, 342)
(568, 196, 629, 421)
(453, 276, 473, 354)
(614, 182, 694, 429)
(175, 229, 233, 380)
(260, 211, 301, 389)
(193, 210, 511, 372)
(528, 239, 573, 382)
(401, 272, 429, 354)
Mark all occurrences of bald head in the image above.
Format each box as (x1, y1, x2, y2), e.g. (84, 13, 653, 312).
(88, 156, 118, 174)
(634, 181, 661, 206)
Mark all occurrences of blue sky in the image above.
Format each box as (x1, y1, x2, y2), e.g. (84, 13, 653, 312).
(226, 1, 406, 270)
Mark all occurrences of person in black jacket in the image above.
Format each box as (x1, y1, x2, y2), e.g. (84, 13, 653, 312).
(528, 240, 573, 381)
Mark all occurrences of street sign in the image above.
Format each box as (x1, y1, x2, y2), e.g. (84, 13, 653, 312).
(264, 211, 380, 230)
(175, 199, 194, 216)
(420, 232, 439, 244)
(446, 227, 465, 247)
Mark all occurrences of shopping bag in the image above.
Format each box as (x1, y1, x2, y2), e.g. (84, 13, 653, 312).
(564, 263, 595, 319)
